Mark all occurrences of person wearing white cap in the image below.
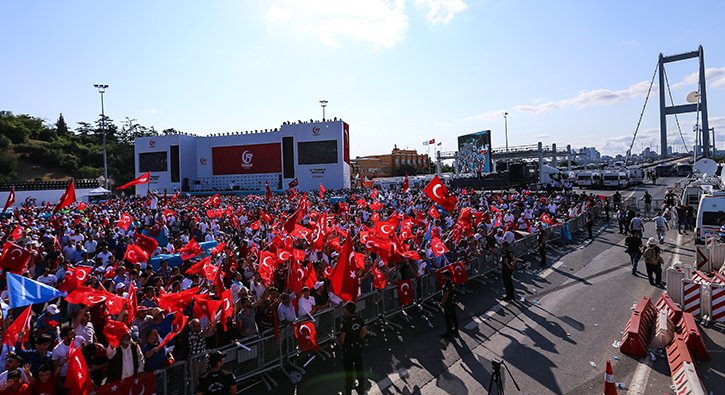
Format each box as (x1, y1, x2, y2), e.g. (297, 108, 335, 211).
(36, 304, 62, 342)
(643, 238, 663, 287)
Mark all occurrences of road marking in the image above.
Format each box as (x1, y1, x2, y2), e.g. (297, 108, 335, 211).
(464, 304, 504, 329)
(627, 356, 653, 394)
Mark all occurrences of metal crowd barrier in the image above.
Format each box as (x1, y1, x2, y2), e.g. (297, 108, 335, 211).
(155, 202, 606, 395)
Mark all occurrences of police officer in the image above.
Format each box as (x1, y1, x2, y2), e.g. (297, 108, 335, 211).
(339, 301, 367, 395)
(537, 228, 547, 267)
(501, 241, 515, 301)
(195, 350, 237, 395)
(439, 270, 459, 338)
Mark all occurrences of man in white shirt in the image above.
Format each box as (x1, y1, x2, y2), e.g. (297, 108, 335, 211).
(297, 287, 316, 318)
(36, 269, 58, 287)
(73, 305, 97, 345)
(277, 293, 297, 325)
(84, 237, 97, 255)
(106, 331, 146, 381)
(96, 245, 113, 267)
(51, 327, 85, 379)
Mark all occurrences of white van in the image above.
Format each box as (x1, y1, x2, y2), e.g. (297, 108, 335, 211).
(603, 171, 629, 189)
(695, 193, 725, 244)
(577, 172, 601, 188)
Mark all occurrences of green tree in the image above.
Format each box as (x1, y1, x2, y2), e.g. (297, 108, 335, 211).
(56, 113, 69, 136)
(558, 160, 578, 167)
(396, 164, 417, 176)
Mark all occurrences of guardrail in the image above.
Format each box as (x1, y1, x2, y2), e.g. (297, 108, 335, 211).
(144, 203, 601, 394)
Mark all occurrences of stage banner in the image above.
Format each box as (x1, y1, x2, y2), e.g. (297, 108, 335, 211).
(212, 143, 282, 175)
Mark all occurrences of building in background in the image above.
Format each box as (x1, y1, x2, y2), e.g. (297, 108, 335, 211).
(352, 145, 429, 179)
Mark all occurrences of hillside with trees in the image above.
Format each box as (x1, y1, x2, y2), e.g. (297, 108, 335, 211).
(0, 111, 172, 187)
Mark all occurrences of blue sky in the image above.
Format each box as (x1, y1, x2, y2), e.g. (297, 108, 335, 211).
(1, 0, 724, 158)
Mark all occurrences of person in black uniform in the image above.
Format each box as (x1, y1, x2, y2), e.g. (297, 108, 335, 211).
(196, 350, 237, 395)
(501, 241, 515, 301)
(537, 228, 547, 267)
(586, 209, 593, 239)
(339, 301, 367, 395)
(439, 270, 459, 338)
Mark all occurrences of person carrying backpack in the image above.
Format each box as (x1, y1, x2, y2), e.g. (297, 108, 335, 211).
(643, 238, 662, 286)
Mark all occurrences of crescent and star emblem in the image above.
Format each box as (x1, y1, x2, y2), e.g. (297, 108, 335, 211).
(432, 184, 444, 199)
(401, 283, 409, 294)
(76, 269, 87, 281)
(87, 295, 106, 304)
(434, 245, 445, 254)
(299, 324, 312, 340)
(8, 249, 23, 261)
(297, 268, 305, 281)
(381, 225, 393, 234)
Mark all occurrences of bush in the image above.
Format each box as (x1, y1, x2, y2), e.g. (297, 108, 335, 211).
(0, 150, 18, 176)
(0, 135, 11, 149)
(78, 166, 102, 179)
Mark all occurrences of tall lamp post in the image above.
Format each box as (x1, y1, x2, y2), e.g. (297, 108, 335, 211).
(504, 112, 509, 151)
(320, 100, 328, 121)
(94, 84, 109, 189)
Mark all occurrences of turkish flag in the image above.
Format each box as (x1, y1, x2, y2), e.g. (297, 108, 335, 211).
(186, 256, 211, 275)
(124, 244, 150, 264)
(403, 174, 410, 193)
(206, 209, 217, 218)
(319, 184, 326, 199)
(163, 209, 175, 220)
(1, 305, 31, 346)
(158, 288, 197, 313)
(428, 205, 440, 219)
(397, 279, 413, 306)
(430, 237, 449, 257)
(1, 186, 15, 213)
(364, 235, 393, 256)
(65, 286, 126, 314)
(451, 261, 469, 284)
(401, 250, 420, 260)
(117, 212, 134, 231)
(207, 193, 221, 207)
(541, 213, 555, 226)
(159, 313, 187, 349)
(220, 288, 234, 328)
(53, 180, 76, 213)
(375, 220, 396, 238)
(56, 266, 91, 294)
(116, 172, 150, 190)
(178, 238, 203, 260)
(295, 321, 320, 352)
(209, 242, 227, 256)
(11, 225, 23, 241)
(66, 341, 93, 395)
(423, 175, 456, 212)
(372, 265, 386, 289)
(286, 260, 304, 295)
(258, 252, 277, 285)
(330, 236, 359, 302)
(135, 233, 159, 255)
(127, 282, 138, 324)
(284, 209, 301, 234)
(193, 294, 222, 321)
(265, 180, 273, 200)
(369, 201, 383, 211)
(0, 242, 32, 274)
(96, 374, 155, 395)
(77, 202, 87, 211)
(103, 320, 129, 348)
(303, 262, 318, 290)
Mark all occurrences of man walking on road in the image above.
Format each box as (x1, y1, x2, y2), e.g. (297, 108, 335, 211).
(501, 241, 515, 301)
(653, 211, 669, 244)
(630, 213, 644, 239)
(625, 230, 643, 275)
(643, 238, 663, 286)
(617, 207, 628, 234)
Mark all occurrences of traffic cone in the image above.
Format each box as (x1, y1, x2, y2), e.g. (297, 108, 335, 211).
(603, 360, 618, 395)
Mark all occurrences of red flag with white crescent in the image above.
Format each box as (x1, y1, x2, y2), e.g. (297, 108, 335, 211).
(430, 237, 449, 257)
(403, 174, 410, 193)
(295, 321, 320, 352)
(423, 175, 456, 212)
(1, 186, 15, 214)
(65, 340, 93, 395)
(95, 373, 155, 395)
(158, 313, 188, 349)
(116, 172, 150, 190)
(53, 180, 77, 213)
(397, 279, 413, 306)
(117, 212, 134, 231)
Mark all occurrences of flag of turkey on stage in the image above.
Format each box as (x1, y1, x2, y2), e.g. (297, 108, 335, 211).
(116, 172, 150, 190)
(95, 374, 155, 395)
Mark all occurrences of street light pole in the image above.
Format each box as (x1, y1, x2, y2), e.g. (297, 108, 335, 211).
(320, 100, 328, 121)
(504, 112, 509, 151)
(94, 84, 109, 189)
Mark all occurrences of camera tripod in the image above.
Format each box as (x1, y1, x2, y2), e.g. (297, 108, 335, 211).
(488, 358, 519, 395)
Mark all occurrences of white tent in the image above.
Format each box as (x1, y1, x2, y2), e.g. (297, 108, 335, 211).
(88, 187, 112, 195)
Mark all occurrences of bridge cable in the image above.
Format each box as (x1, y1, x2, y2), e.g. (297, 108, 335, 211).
(662, 67, 689, 153)
(625, 61, 659, 166)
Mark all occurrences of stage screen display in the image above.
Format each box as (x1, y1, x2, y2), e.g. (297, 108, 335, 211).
(457, 130, 492, 173)
(212, 143, 282, 175)
(298, 140, 338, 165)
(139, 152, 168, 172)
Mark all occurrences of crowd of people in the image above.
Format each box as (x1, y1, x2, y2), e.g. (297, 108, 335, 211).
(0, 183, 604, 395)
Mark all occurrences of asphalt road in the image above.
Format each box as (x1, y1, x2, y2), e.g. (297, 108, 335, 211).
(241, 177, 724, 395)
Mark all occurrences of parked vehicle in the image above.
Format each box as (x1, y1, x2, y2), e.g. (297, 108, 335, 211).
(602, 171, 629, 189)
(695, 193, 725, 244)
(577, 171, 602, 188)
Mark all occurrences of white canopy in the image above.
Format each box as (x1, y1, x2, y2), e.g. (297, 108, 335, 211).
(88, 187, 112, 195)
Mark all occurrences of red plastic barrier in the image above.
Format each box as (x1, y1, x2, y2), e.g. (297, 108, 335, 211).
(655, 292, 682, 323)
(666, 333, 707, 394)
(666, 333, 694, 377)
(678, 312, 710, 361)
(620, 296, 657, 358)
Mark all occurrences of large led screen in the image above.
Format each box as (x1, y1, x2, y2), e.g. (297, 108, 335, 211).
(457, 130, 492, 174)
(139, 152, 168, 172)
(212, 143, 282, 175)
(298, 140, 338, 165)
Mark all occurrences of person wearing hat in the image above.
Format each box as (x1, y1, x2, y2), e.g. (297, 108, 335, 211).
(106, 330, 145, 382)
(36, 305, 62, 342)
(133, 306, 153, 347)
(439, 270, 459, 338)
(339, 301, 367, 395)
(312, 281, 330, 310)
(501, 241, 515, 301)
(643, 238, 663, 287)
(195, 350, 236, 395)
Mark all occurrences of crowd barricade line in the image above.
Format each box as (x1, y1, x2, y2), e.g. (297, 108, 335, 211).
(357, 291, 381, 326)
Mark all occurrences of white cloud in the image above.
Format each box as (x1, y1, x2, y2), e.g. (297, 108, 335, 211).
(434, 121, 454, 126)
(463, 109, 507, 121)
(533, 134, 551, 139)
(512, 81, 654, 115)
(266, 6, 291, 23)
(671, 66, 725, 90)
(622, 40, 637, 46)
(144, 109, 158, 114)
(414, 0, 467, 24)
